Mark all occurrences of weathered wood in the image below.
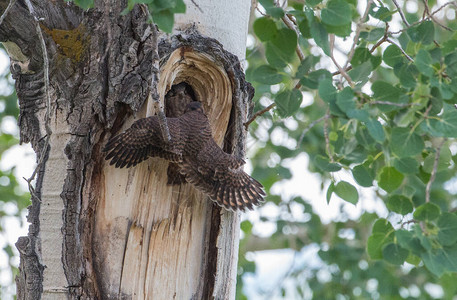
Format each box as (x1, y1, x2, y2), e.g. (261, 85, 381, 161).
(1, 0, 253, 298)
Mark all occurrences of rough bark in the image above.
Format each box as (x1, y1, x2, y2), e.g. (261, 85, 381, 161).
(1, 0, 253, 299)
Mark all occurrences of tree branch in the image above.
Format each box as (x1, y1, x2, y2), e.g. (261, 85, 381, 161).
(244, 103, 276, 129)
(392, 0, 410, 27)
(323, 108, 334, 162)
(329, 34, 353, 86)
(344, 0, 373, 69)
(425, 138, 447, 203)
(370, 100, 420, 107)
(281, 13, 305, 61)
(296, 114, 330, 148)
(386, 38, 414, 62)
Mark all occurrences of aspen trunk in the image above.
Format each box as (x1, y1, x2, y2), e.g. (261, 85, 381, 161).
(0, 0, 253, 298)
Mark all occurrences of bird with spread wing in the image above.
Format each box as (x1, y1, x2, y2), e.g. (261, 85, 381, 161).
(103, 101, 265, 211)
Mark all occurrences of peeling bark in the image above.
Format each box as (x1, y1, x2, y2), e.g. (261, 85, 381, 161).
(0, 0, 253, 298)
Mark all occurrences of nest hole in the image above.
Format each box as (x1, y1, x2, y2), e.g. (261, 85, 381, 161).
(153, 47, 233, 145)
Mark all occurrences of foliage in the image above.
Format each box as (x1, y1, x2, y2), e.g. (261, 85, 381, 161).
(0, 48, 30, 299)
(238, 0, 457, 298)
(67, 0, 186, 33)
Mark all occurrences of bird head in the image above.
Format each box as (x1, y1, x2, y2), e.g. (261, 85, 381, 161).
(185, 101, 204, 114)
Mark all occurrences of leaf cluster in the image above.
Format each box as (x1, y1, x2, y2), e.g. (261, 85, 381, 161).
(241, 0, 457, 298)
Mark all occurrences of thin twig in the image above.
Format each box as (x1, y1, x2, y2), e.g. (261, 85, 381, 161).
(244, 103, 276, 129)
(389, 1, 456, 35)
(392, 0, 410, 27)
(323, 108, 334, 162)
(281, 14, 305, 61)
(190, 0, 204, 13)
(430, 1, 456, 17)
(296, 114, 330, 148)
(329, 34, 353, 85)
(422, 0, 453, 31)
(370, 101, 420, 107)
(386, 38, 414, 62)
(425, 138, 447, 203)
(0, 0, 16, 26)
(344, 0, 373, 69)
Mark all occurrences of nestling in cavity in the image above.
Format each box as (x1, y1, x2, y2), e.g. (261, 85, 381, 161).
(103, 100, 265, 211)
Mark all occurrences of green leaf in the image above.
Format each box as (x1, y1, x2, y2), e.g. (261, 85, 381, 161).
(314, 155, 342, 172)
(334, 181, 358, 205)
(351, 47, 372, 67)
(383, 45, 406, 67)
(386, 195, 413, 215)
(422, 245, 457, 277)
(298, 18, 311, 38)
(438, 213, 457, 246)
(367, 233, 388, 260)
(427, 104, 457, 138)
(251, 65, 284, 84)
(407, 21, 435, 45)
(393, 157, 419, 174)
(396, 229, 427, 259)
(348, 61, 373, 86)
(372, 81, 404, 103)
(318, 79, 337, 103)
(394, 63, 419, 89)
(352, 164, 373, 187)
(382, 243, 409, 265)
(321, 0, 352, 26)
(258, 0, 285, 18)
(347, 107, 369, 122)
(367, 221, 395, 260)
(413, 202, 441, 221)
(240, 220, 253, 234)
(365, 119, 385, 142)
(390, 127, 425, 158)
(295, 55, 318, 78)
(265, 28, 298, 68)
(310, 18, 330, 55)
(307, 0, 322, 5)
(360, 27, 385, 42)
(327, 182, 335, 204)
(275, 89, 303, 117)
(371, 6, 393, 22)
(444, 52, 457, 79)
(373, 218, 394, 234)
(415, 49, 434, 77)
(152, 9, 175, 33)
(68, 0, 93, 9)
(336, 87, 356, 113)
(324, 22, 352, 37)
(378, 166, 404, 193)
(423, 146, 451, 173)
(253, 17, 277, 41)
(302, 69, 332, 89)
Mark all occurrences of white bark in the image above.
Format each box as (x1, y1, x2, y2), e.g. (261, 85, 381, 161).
(175, 0, 252, 59)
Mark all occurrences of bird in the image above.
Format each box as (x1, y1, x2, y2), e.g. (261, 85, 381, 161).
(164, 82, 196, 185)
(103, 101, 265, 211)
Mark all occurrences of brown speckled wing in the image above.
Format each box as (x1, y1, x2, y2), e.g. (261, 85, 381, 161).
(179, 139, 265, 211)
(103, 116, 182, 168)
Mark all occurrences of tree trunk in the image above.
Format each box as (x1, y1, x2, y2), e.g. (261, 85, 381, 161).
(0, 0, 253, 299)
